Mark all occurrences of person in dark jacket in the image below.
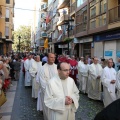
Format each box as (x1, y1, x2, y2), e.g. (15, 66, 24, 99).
(94, 99, 120, 120)
(13, 58, 21, 81)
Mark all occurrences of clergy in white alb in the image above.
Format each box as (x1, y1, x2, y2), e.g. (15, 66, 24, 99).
(77, 57, 84, 91)
(36, 53, 58, 120)
(102, 58, 117, 107)
(44, 62, 79, 120)
(29, 55, 42, 98)
(116, 70, 120, 99)
(24, 54, 34, 86)
(80, 58, 89, 93)
(88, 57, 103, 100)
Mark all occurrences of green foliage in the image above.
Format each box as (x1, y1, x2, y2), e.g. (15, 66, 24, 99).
(64, 37, 73, 42)
(12, 25, 31, 52)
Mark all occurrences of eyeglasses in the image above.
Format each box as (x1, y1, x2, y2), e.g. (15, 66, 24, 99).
(60, 69, 71, 72)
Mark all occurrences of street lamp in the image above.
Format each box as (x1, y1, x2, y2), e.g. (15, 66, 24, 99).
(18, 36, 21, 53)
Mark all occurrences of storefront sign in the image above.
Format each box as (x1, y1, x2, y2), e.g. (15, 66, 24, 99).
(94, 30, 120, 42)
(116, 51, 120, 57)
(74, 37, 93, 43)
(105, 51, 112, 56)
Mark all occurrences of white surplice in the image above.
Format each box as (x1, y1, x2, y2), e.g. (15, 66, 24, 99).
(44, 75, 79, 120)
(24, 59, 34, 86)
(116, 70, 120, 99)
(36, 63, 58, 120)
(88, 63, 103, 100)
(29, 60, 42, 98)
(78, 60, 84, 91)
(102, 66, 117, 107)
(80, 64, 89, 93)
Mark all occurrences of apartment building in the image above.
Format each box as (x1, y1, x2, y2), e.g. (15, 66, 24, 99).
(34, 0, 120, 61)
(0, 0, 15, 55)
(73, 0, 120, 62)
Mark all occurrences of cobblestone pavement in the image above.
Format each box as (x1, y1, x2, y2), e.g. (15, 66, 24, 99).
(10, 71, 103, 120)
(11, 72, 44, 120)
(76, 93, 104, 120)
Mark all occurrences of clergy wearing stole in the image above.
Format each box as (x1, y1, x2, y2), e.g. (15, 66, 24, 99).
(88, 57, 103, 100)
(102, 58, 116, 107)
(24, 54, 34, 86)
(29, 55, 42, 98)
(80, 58, 90, 94)
(78, 57, 84, 91)
(44, 62, 79, 120)
(37, 53, 57, 120)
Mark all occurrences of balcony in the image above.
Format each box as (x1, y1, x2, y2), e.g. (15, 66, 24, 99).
(70, 2, 76, 15)
(58, 0, 70, 9)
(109, 5, 120, 24)
(57, 15, 69, 26)
(46, 23, 53, 32)
(75, 22, 87, 34)
(41, 3, 47, 11)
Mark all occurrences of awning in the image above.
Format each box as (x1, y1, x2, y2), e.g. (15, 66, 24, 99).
(55, 38, 73, 45)
(5, 39, 14, 43)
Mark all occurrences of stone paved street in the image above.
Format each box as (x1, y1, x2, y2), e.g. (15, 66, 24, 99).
(1, 71, 104, 120)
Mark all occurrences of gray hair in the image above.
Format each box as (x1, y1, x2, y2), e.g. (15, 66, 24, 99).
(0, 61, 3, 65)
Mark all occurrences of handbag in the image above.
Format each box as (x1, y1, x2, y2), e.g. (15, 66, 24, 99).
(0, 90, 7, 106)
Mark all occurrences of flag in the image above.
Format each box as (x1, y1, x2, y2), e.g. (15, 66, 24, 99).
(44, 38, 48, 48)
(46, 14, 50, 23)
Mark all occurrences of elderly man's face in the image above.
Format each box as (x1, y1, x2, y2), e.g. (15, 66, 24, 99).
(48, 53, 55, 64)
(58, 63, 70, 80)
(93, 58, 98, 64)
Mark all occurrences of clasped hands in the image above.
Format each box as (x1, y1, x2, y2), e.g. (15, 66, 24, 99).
(110, 80, 116, 84)
(65, 96, 73, 105)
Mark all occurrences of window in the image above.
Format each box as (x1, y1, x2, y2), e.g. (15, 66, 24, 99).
(6, 0, 10, 4)
(77, 0, 87, 8)
(41, 13, 45, 18)
(91, 7, 96, 18)
(5, 9, 9, 22)
(91, 20, 96, 28)
(5, 26, 9, 39)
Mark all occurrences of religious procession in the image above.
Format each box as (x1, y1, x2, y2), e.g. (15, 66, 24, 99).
(1, 52, 120, 120)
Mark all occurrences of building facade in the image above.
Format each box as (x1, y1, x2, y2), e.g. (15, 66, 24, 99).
(0, 0, 15, 55)
(32, 0, 120, 62)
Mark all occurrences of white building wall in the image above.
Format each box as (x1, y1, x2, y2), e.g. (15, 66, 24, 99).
(94, 42, 104, 58)
(104, 40, 116, 62)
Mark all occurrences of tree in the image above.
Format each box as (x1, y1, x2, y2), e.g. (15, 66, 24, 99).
(12, 25, 32, 52)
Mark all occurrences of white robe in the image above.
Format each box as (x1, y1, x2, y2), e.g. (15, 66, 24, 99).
(116, 70, 120, 98)
(102, 66, 117, 107)
(29, 61, 42, 98)
(88, 63, 103, 100)
(80, 64, 89, 93)
(44, 75, 79, 120)
(24, 59, 34, 86)
(37, 63, 58, 120)
(78, 60, 84, 90)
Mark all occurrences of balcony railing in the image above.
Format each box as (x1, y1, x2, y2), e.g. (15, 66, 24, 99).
(75, 22, 87, 34)
(57, 15, 69, 25)
(46, 23, 53, 31)
(109, 5, 120, 24)
(70, 2, 76, 14)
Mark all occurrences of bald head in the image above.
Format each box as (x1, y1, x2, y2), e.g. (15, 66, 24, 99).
(36, 55, 40, 62)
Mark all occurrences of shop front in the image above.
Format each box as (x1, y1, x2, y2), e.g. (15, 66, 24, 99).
(94, 29, 120, 63)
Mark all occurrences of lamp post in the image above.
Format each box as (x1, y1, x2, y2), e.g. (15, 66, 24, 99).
(18, 36, 21, 53)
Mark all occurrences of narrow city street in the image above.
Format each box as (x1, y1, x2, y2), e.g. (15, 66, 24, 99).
(0, 70, 104, 120)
